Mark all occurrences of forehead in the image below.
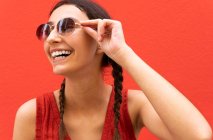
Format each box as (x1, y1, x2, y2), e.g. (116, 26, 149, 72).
(48, 4, 88, 24)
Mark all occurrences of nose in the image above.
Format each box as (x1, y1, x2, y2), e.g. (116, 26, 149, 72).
(46, 27, 62, 44)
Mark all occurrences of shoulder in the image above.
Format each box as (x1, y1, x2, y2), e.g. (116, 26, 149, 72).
(13, 98, 36, 140)
(16, 98, 36, 115)
(14, 98, 36, 124)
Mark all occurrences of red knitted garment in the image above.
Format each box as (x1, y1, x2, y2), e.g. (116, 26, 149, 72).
(36, 86, 136, 140)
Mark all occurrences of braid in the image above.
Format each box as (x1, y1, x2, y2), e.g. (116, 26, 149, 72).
(59, 78, 66, 140)
(109, 58, 123, 140)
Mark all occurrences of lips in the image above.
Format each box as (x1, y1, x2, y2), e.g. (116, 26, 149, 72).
(49, 48, 74, 64)
(51, 50, 72, 58)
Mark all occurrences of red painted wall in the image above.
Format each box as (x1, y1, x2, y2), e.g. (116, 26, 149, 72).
(0, 0, 212, 139)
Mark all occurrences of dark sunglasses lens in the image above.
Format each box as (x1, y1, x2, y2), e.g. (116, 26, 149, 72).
(57, 18, 75, 34)
(36, 24, 51, 40)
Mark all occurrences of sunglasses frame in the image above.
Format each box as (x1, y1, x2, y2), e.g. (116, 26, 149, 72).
(36, 17, 81, 41)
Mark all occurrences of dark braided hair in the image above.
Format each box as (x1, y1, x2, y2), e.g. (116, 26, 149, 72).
(59, 79, 66, 139)
(109, 59, 123, 140)
(49, 0, 123, 139)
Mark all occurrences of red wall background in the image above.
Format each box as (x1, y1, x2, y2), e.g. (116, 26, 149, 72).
(0, 0, 212, 139)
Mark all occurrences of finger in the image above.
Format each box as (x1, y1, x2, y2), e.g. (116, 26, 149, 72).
(82, 27, 98, 42)
(80, 19, 99, 26)
(81, 19, 116, 38)
(81, 19, 115, 27)
(81, 24, 97, 30)
(80, 19, 112, 28)
(102, 19, 123, 38)
(98, 19, 107, 42)
(81, 19, 116, 31)
(81, 20, 101, 34)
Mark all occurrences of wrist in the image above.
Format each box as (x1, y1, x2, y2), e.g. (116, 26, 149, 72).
(111, 44, 136, 68)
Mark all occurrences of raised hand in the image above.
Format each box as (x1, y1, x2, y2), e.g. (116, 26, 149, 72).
(80, 19, 130, 61)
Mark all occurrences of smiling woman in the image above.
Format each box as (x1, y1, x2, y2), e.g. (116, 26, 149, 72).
(12, 0, 212, 140)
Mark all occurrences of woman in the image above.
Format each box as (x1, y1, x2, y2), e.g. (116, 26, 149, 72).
(13, 0, 212, 140)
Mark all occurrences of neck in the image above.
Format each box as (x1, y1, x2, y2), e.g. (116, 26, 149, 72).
(63, 71, 112, 112)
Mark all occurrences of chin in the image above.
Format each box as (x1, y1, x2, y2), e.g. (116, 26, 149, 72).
(52, 65, 83, 78)
(52, 66, 72, 76)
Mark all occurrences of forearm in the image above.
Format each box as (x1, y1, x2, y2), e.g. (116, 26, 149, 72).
(114, 46, 212, 139)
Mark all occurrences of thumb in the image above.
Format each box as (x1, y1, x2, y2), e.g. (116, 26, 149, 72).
(82, 27, 99, 42)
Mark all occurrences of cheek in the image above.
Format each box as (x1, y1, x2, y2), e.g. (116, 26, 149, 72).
(43, 43, 51, 61)
(43, 44, 47, 54)
(68, 31, 97, 57)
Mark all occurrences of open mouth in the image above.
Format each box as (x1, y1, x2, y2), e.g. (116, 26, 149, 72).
(51, 50, 74, 61)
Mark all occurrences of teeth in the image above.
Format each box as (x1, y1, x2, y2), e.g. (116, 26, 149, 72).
(51, 50, 72, 58)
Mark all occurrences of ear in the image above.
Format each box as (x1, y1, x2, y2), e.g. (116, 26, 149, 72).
(95, 44, 104, 54)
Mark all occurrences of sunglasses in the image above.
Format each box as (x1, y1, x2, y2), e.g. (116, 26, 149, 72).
(36, 17, 81, 41)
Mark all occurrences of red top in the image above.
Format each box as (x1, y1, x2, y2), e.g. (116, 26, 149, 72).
(36, 86, 136, 140)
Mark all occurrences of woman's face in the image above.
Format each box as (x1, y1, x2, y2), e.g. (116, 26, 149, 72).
(44, 5, 103, 76)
